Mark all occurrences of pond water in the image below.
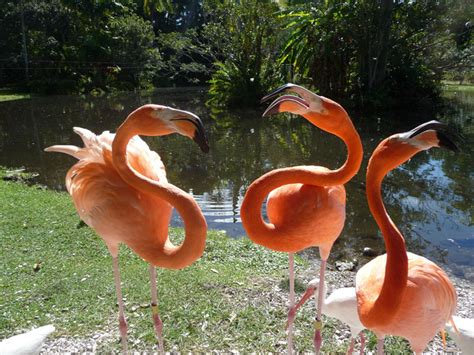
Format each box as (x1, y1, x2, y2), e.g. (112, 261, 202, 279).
(0, 87, 473, 280)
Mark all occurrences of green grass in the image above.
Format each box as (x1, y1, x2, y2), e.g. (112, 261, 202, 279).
(0, 171, 414, 353)
(442, 81, 474, 92)
(0, 89, 31, 102)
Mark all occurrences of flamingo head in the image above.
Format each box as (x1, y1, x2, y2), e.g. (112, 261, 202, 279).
(369, 120, 458, 174)
(127, 104, 209, 153)
(307, 278, 321, 290)
(261, 83, 351, 134)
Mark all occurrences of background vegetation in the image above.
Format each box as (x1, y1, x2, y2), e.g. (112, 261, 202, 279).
(0, 0, 472, 108)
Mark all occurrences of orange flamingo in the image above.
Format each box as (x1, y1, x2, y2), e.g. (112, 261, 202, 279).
(356, 121, 458, 354)
(45, 104, 209, 353)
(240, 84, 363, 353)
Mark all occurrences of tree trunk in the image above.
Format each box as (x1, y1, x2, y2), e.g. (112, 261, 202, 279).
(20, 0, 29, 84)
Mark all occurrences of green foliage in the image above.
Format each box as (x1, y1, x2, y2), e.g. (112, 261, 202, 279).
(107, 14, 161, 91)
(154, 29, 214, 86)
(0, 0, 161, 94)
(205, 0, 283, 108)
(279, 0, 473, 109)
(279, 2, 357, 99)
(143, 0, 174, 16)
(0, 0, 471, 108)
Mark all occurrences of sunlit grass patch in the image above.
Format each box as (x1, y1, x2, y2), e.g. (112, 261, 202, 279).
(0, 89, 31, 102)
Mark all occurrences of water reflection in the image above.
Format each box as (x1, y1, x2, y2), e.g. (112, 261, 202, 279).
(0, 88, 472, 280)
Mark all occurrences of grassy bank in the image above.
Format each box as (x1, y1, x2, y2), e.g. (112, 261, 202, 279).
(0, 171, 419, 353)
(0, 89, 31, 102)
(442, 81, 474, 92)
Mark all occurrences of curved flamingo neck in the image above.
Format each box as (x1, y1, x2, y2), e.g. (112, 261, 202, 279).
(360, 163, 408, 328)
(326, 121, 363, 184)
(111, 119, 207, 270)
(240, 118, 362, 254)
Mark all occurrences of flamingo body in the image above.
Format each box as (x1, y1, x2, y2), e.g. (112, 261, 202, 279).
(323, 287, 363, 338)
(45, 104, 209, 352)
(266, 182, 346, 258)
(58, 129, 174, 264)
(242, 84, 363, 353)
(357, 252, 456, 352)
(356, 121, 458, 354)
(0, 325, 55, 355)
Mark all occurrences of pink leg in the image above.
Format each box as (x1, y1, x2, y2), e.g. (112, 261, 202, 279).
(149, 265, 165, 354)
(347, 337, 355, 355)
(376, 336, 384, 355)
(313, 259, 327, 355)
(287, 253, 295, 355)
(112, 256, 128, 354)
(286, 286, 316, 330)
(359, 332, 365, 355)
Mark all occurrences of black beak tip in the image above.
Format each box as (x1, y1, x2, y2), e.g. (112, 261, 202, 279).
(194, 135, 210, 153)
(437, 132, 459, 152)
(201, 143, 210, 153)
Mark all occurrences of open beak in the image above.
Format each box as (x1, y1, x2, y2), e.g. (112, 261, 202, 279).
(171, 112, 209, 153)
(261, 83, 313, 117)
(261, 83, 305, 103)
(405, 120, 458, 152)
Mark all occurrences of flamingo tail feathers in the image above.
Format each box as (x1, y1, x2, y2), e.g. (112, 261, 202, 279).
(440, 329, 447, 350)
(44, 145, 81, 159)
(73, 127, 98, 147)
(450, 317, 460, 336)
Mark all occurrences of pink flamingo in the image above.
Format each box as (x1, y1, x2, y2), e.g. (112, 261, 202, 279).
(45, 104, 209, 353)
(356, 121, 458, 354)
(240, 83, 363, 353)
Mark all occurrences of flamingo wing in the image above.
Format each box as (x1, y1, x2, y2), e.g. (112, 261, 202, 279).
(47, 128, 172, 259)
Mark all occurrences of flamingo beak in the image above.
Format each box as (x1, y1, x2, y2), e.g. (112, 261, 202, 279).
(405, 120, 459, 152)
(261, 83, 301, 104)
(261, 83, 310, 117)
(192, 118, 210, 153)
(171, 112, 209, 153)
(262, 95, 309, 117)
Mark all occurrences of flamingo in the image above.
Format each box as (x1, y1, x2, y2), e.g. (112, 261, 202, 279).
(286, 279, 365, 354)
(356, 121, 458, 354)
(45, 104, 209, 353)
(240, 83, 363, 353)
(0, 325, 55, 355)
(286, 281, 465, 354)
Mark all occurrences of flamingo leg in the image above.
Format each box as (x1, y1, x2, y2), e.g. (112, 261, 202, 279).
(286, 285, 316, 330)
(346, 337, 355, 355)
(359, 332, 365, 355)
(149, 265, 165, 354)
(376, 336, 384, 355)
(313, 258, 327, 355)
(112, 256, 128, 354)
(287, 253, 295, 355)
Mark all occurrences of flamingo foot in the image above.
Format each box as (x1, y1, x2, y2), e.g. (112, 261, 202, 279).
(359, 332, 365, 355)
(151, 303, 165, 353)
